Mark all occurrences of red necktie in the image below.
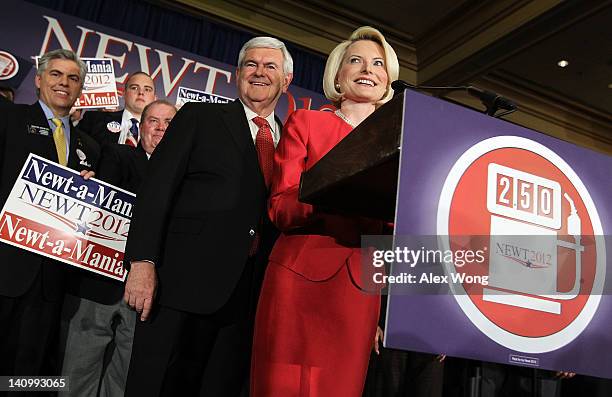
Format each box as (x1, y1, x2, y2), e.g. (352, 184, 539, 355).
(252, 116, 274, 188)
(249, 116, 275, 256)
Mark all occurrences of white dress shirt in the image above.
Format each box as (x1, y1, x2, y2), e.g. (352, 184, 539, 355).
(118, 109, 140, 145)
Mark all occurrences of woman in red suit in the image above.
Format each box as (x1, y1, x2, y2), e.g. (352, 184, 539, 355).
(251, 26, 399, 397)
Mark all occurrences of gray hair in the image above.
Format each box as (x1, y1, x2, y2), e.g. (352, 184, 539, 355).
(141, 99, 176, 121)
(37, 49, 87, 86)
(237, 36, 293, 75)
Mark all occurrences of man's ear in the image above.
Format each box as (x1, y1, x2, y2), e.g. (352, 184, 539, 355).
(282, 73, 293, 93)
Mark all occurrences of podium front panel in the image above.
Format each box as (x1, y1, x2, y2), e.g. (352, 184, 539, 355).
(384, 89, 612, 379)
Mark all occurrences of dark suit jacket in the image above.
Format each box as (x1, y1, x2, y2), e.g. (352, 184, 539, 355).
(97, 143, 148, 193)
(0, 95, 11, 106)
(0, 102, 100, 300)
(66, 143, 149, 304)
(125, 100, 272, 314)
(79, 109, 123, 146)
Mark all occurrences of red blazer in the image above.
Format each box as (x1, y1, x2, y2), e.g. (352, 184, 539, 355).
(268, 109, 383, 284)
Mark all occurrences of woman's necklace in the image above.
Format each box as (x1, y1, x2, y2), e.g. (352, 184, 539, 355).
(334, 109, 357, 128)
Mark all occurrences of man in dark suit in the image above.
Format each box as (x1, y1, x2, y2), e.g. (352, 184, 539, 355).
(0, 49, 99, 377)
(78, 72, 156, 146)
(60, 99, 176, 397)
(123, 36, 293, 396)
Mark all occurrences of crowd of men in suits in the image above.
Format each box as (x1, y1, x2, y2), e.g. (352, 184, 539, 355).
(0, 33, 292, 396)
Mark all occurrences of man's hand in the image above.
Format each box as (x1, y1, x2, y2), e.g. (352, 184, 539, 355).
(124, 261, 157, 321)
(80, 170, 95, 180)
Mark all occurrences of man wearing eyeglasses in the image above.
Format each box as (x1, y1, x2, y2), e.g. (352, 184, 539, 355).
(79, 72, 157, 146)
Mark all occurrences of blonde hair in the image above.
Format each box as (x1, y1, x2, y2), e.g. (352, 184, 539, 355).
(323, 26, 399, 108)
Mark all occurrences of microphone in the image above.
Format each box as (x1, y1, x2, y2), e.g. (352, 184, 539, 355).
(466, 86, 517, 116)
(391, 80, 415, 94)
(391, 80, 517, 117)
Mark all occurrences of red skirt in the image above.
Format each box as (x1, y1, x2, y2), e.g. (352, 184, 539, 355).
(251, 261, 380, 397)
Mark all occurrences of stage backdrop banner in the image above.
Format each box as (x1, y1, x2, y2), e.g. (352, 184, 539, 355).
(0, 0, 329, 119)
(385, 89, 612, 378)
(0, 154, 133, 282)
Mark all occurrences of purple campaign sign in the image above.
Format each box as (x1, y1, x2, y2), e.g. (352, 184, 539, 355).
(385, 89, 612, 378)
(0, 0, 329, 121)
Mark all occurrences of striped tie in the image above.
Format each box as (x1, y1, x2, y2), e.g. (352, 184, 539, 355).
(51, 118, 67, 166)
(126, 118, 139, 147)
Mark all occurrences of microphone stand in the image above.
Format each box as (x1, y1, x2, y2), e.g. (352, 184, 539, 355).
(390, 80, 518, 119)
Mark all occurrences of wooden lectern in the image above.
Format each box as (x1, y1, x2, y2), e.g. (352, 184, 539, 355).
(299, 92, 404, 221)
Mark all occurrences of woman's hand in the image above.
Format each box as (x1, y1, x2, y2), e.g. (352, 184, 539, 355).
(556, 371, 576, 379)
(373, 326, 384, 355)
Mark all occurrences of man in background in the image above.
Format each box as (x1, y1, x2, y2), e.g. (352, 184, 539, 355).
(60, 99, 176, 397)
(79, 72, 156, 146)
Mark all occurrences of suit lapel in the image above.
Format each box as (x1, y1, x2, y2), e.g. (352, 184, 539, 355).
(221, 100, 252, 153)
(134, 144, 149, 176)
(26, 102, 58, 163)
(274, 115, 283, 137)
(221, 101, 264, 183)
(223, 100, 261, 164)
(67, 126, 80, 169)
(221, 100, 288, 191)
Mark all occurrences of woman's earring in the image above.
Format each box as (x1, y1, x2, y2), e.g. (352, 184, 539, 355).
(335, 83, 341, 91)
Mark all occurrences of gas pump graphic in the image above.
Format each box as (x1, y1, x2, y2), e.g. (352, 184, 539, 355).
(438, 136, 604, 353)
(483, 163, 584, 314)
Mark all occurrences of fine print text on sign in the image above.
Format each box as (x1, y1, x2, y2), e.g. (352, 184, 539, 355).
(0, 154, 134, 281)
(175, 85, 231, 109)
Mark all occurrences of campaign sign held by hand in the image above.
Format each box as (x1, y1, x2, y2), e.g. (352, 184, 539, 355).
(73, 58, 119, 109)
(0, 154, 133, 281)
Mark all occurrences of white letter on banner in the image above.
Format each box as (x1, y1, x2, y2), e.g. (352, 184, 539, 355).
(0, 215, 21, 237)
(38, 16, 95, 57)
(93, 185, 116, 209)
(39, 16, 74, 54)
(22, 158, 47, 182)
(134, 43, 194, 97)
(95, 32, 133, 84)
(194, 62, 232, 94)
(70, 240, 94, 262)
